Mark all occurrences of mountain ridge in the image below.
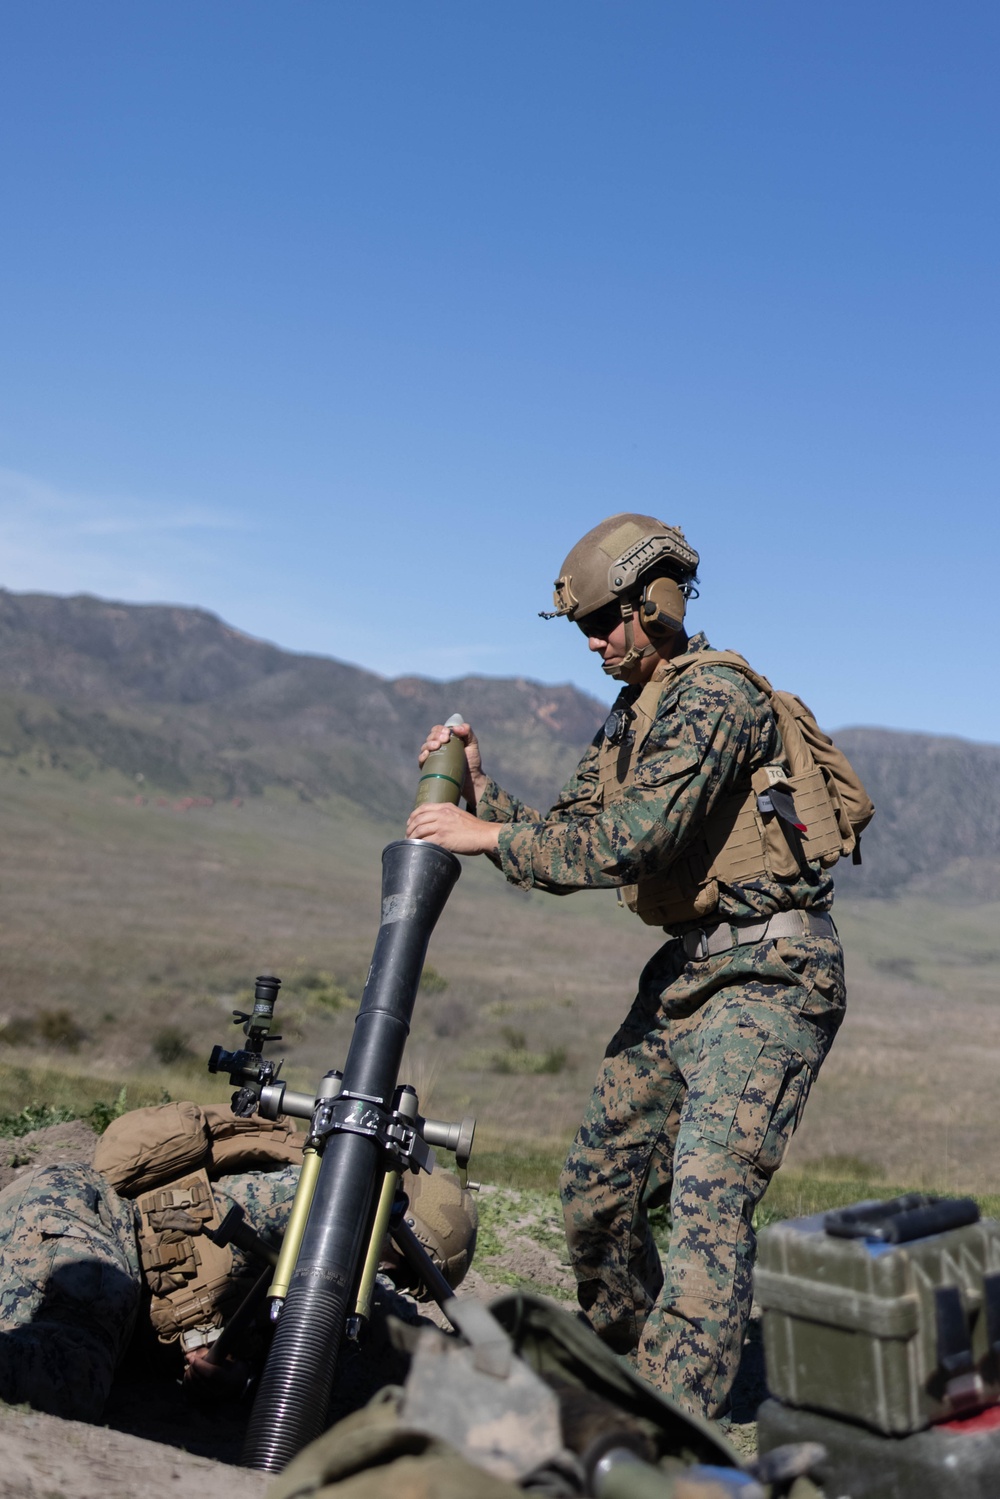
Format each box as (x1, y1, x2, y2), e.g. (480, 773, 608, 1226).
(0, 588, 609, 819)
(2, 587, 999, 899)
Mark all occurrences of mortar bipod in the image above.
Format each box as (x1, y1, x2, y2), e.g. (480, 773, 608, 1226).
(257, 1076, 477, 1174)
(266, 1075, 477, 1319)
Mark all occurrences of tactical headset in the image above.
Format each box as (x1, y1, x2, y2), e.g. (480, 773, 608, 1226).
(574, 573, 690, 639)
(637, 573, 691, 639)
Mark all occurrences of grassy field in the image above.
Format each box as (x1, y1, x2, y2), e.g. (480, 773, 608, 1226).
(3, 760, 1000, 1197)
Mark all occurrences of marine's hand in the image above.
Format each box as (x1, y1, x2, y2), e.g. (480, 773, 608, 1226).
(418, 721, 486, 804)
(406, 801, 501, 856)
(183, 1346, 253, 1401)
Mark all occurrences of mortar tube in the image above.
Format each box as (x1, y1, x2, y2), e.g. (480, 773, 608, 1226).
(242, 836, 461, 1472)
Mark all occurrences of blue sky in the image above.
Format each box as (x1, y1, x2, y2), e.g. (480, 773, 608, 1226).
(1, 2, 997, 739)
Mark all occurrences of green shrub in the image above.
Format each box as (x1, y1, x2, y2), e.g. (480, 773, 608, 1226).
(37, 1010, 86, 1052)
(297, 971, 328, 991)
(0, 1086, 158, 1140)
(1, 1010, 87, 1051)
(151, 1027, 194, 1066)
(430, 996, 468, 1037)
(88, 1085, 131, 1134)
(648, 1202, 672, 1252)
(491, 1045, 568, 1076)
(295, 971, 351, 1012)
(0, 1102, 77, 1137)
(0, 1018, 39, 1047)
(0, 1061, 177, 1124)
(419, 966, 448, 995)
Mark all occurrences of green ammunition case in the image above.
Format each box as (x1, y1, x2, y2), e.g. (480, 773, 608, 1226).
(755, 1197, 1000, 1435)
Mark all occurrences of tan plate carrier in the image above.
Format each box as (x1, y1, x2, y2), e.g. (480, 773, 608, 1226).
(596, 648, 874, 929)
(95, 1100, 304, 1343)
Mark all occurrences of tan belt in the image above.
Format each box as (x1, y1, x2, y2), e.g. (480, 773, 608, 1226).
(680, 909, 836, 961)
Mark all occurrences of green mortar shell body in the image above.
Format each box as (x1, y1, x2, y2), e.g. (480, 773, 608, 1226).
(413, 731, 466, 808)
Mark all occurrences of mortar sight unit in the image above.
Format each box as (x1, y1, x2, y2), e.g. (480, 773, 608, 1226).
(208, 973, 286, 1117)
(204, 716, 473, 1472)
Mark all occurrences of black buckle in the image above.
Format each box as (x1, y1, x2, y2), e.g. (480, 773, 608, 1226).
(604, 707, 635, 746)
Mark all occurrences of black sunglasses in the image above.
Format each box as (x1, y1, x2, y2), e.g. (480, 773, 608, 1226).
(576, 600, 623, 639)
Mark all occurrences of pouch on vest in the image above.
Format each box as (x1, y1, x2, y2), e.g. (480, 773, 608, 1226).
(135, 1167, 239, 1344)
(774, 690, 874, 863)
(94, 1101, 304, 1197)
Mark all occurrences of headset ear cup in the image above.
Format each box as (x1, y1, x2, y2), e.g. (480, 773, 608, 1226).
(640, 577, 686, 638)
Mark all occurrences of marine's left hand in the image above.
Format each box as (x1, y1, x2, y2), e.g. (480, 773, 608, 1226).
(405, 802, 501, 856)
(183, 1346, 253, 1400)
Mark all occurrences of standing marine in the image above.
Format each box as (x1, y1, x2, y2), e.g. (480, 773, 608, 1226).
(406, 512, 873, 1420)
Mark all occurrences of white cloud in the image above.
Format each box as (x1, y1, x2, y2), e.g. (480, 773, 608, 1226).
(0, 466, 248, 603)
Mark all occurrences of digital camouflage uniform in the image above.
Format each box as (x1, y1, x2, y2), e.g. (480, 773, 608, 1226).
(0, 1159, 299, 1421)
(476, 632, 846, 1418)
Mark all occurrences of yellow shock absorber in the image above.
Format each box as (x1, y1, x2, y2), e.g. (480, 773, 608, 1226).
(268, 1145, 323, 1305)
(352, 1168, 399, 1324)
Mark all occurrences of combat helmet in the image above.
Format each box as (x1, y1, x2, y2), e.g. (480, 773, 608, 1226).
(545, 513, 699, 680)
(384, 1168, 478, 1299)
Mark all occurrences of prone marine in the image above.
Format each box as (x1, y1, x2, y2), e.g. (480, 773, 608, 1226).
(0, 1099, 477, 1422)
(407, 511, 873, 1421)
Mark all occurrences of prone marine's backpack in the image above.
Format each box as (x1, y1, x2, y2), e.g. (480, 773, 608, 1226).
(93, 1099, 304, 1196)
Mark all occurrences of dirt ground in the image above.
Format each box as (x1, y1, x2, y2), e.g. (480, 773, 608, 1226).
(0, 1121, 98, 1193)
(0, 1403, 270, 1499)
(0, 1125, 761, 1493)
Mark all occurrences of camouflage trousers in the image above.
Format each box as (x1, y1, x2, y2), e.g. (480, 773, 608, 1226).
(560, 930, 845, 1419)
(0, 1160, 300, 1421)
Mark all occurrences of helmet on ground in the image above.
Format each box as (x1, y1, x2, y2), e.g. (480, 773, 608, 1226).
(385, 1168, 478, 1298)
(547, 513, 699, 679)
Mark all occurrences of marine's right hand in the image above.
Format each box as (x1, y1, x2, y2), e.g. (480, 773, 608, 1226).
(418, 721, 486, 805)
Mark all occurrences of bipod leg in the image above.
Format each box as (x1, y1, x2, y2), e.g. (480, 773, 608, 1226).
(389, 1209, 457, 1323)
(347, 1167, 399, 1341)
(267, 1144, 323, 1309)
(204, 1263, 273, 1368)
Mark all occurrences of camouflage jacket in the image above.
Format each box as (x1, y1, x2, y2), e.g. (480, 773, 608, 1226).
(476, 633, 834, 926)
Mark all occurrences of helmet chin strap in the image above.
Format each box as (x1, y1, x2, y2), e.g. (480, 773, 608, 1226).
(601, 597, 658, 681)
